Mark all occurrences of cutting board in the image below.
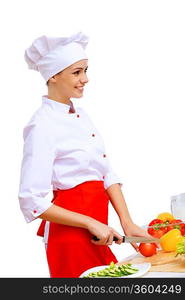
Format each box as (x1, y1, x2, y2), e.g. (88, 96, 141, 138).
(117, 250, 185, 273)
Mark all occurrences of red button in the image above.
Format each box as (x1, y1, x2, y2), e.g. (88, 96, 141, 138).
(92, 133, 95, 137)
(103, 154, 106, 158)
(33, 210, 37, 214)
(77, 114, 80, 118)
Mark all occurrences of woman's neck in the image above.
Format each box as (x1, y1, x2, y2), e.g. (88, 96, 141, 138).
(48, 89, 71, 105)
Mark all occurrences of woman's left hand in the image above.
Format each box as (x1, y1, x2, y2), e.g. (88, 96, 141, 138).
(121, 222, 159, 252)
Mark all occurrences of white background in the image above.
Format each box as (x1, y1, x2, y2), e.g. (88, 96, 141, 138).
(0, 0, 185, 277)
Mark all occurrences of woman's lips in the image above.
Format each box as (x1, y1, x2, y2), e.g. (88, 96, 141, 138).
(75, 87, 84, 91)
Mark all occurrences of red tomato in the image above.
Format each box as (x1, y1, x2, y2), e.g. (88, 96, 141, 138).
(139, 243, 157, 257)
(149, 229, 165, 239)
(147, 219, 167, 238)
(167, 219, 183, 232)
(180, 224, 185, 236)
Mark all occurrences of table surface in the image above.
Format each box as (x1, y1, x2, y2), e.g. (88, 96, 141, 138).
(122, 253, 185, 278)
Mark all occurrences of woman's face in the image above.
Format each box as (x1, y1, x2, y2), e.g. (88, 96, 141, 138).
(49, 59, 89, 99)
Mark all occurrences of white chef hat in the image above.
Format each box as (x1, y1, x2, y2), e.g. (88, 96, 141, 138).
(24, 31, 89, 82)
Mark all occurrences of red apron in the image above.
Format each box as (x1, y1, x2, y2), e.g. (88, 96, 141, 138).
(37, 180, 118, 278)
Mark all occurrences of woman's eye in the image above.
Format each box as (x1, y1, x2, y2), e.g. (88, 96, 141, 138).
(73, 69, 88, 75)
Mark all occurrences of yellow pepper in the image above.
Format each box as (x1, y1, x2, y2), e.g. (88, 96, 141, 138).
(157, 212, 174, 222)
(160, 229, 183, 252)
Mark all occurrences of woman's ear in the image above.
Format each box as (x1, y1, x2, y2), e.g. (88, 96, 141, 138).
(49, 76, 57, 84)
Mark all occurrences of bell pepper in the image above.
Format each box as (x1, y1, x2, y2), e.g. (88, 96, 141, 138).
(160, 229, 183, 252)
(157, 212, 174, 222)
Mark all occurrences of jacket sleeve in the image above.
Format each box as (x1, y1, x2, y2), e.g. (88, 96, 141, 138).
(18, 121, 56, 223)
(103, 155, 123, 190)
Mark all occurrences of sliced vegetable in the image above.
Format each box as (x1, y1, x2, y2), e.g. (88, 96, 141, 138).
(160, 229, 183, 252)
(138, 243, 157, 257)
(83, 261, 138, 277)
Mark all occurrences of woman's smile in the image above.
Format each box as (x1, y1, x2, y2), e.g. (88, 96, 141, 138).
(75, 86, 84, 92)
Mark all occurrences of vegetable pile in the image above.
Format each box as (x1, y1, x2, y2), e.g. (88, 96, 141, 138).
(147, 212, 185, 238)
(138, 212, 185, 257)
(83, 261, 138, 278)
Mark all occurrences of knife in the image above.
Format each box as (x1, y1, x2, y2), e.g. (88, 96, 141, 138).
(92, 235, 160, 243)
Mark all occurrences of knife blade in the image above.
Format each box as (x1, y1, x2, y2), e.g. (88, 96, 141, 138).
(123, 236, 160, 243)
(92, 235, 160, 243)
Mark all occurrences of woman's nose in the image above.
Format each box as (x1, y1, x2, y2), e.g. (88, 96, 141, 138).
(81, 73, 89, 84)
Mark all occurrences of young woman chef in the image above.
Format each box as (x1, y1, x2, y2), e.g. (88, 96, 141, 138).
(18, 32, 152, 278)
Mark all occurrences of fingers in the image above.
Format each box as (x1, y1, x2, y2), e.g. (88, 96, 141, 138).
(106, 234, 114, 245)
(146, 232, 160, 248)
(91, 230, 114, 245)
(131, 242, 139, 252)
(91, 228, 123, 246)
(107, 230, 123, 245)
(105, 229, 123, 245)
(91, 236, 107, 245)
(128, 230, 159, 251)
(113, 232, 123, 245)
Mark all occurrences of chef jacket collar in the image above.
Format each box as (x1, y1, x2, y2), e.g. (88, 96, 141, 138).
(42, 95, 75, 113)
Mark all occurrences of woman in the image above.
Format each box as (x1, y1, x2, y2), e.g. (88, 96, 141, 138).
(19, 32, 152, 278)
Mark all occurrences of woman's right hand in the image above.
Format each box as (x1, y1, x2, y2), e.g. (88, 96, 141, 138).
(87, 218, 123, 246)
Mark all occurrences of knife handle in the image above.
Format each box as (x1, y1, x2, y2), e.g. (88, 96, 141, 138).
(92, 235, 124, 242)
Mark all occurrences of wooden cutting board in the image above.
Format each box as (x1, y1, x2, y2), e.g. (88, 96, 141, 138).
(117, 250, 185, 273)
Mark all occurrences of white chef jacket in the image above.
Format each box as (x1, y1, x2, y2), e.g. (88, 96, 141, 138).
(18, 95, 122, 223)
